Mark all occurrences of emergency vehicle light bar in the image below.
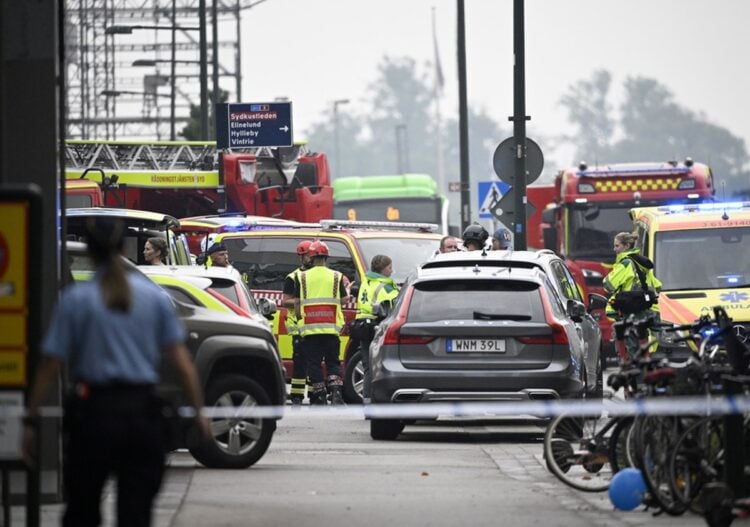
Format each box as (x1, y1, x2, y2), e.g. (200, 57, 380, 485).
(577, 167, 691, 177)
(320, 220, 438, 232)
(657, 201, 750, 214)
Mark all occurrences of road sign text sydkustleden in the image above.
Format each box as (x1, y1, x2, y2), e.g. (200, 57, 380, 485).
(216, 102, 293, 149)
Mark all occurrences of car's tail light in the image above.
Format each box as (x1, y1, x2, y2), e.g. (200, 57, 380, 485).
(518, 290, 570, 345)
(381, 288, 435, 346)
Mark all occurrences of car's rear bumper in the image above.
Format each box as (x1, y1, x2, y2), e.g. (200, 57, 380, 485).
(370, 356, 584, 403)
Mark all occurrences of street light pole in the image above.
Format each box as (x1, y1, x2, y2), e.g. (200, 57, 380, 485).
(333, 98, 350, 180)
(199, 0, 209, 140)
(170, 0, 177, 140)
(212, 0, 220, 121)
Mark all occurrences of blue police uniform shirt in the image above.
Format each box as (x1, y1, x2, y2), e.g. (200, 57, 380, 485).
(42, 271, 186, 385)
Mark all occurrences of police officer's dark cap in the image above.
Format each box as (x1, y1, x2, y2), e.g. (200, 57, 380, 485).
(207, 242, 228, 256)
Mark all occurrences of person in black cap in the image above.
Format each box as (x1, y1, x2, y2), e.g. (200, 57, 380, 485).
(206, 242, 231, 268)
(461, 223, 489, 252)
(23, 216, 209, 527)
(492, 227, 513, 250)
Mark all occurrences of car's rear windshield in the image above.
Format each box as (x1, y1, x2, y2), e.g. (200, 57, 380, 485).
(406, 279, 545, 323)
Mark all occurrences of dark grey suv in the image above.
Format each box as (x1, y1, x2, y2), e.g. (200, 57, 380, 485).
(67, 242, 286, 468)
(160, 300, 286, 468)
(368, 262, 588, 440)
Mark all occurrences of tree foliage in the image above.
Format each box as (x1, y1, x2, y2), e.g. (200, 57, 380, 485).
(304, 56, 508, 226)
(181, 89, 229, 141)
(559, 70, 750, 195)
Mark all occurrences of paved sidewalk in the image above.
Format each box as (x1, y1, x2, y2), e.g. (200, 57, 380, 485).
(8, 454, 196, 527)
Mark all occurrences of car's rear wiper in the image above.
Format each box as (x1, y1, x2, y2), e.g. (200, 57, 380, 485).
(473, 312, 531, 321)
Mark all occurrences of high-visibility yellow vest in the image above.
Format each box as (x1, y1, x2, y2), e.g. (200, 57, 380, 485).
(285, 267, 303, 335)
(298, 266, 343, 337)
(603, 249, 662, 318)
(356, 275, 399, 320)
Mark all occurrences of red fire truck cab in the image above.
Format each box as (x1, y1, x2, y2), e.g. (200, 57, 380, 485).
(527, 159, 715, 363)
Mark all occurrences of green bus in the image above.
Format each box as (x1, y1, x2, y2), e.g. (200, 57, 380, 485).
(332, 174, 450, 234)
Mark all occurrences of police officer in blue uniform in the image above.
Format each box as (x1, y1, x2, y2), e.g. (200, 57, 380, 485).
(23, 217, 209, 527)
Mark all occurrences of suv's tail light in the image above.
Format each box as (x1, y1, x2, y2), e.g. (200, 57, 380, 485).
(518, 289, 569, 345)
(517, 324, 569, 345)
(381, 288, 435, 346)
(207, 288, 252, 318)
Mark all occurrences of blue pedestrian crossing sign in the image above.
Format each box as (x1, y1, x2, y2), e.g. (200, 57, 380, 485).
(478, 181, 510, 219)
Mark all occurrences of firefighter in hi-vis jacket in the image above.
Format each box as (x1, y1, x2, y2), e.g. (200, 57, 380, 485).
(282, 240, 313, 405)
(294, 240, 348, 405)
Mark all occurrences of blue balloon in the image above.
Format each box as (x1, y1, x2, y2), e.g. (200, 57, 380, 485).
(609, 468, 646, 511)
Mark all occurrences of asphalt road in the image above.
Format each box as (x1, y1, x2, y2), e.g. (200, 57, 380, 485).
(165, 410, 704, 527)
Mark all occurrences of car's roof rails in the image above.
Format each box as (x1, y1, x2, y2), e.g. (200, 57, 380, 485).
(319, 219, 439, 233)
(422, 259, 540, 271)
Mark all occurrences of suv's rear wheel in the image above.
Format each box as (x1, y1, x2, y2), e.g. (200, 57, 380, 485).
(343, 350, 364, 404)
(370, 418, 404, 440)
(190, 375, 275, 469)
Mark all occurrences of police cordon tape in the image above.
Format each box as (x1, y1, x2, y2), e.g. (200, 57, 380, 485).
(28, 395, 750, 420)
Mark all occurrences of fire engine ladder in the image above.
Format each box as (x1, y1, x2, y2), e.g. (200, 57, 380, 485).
(65, 141, 217, 172)
(64, 140, 307, 172)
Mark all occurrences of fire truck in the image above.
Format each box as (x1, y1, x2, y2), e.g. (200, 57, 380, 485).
(526, 159, 715, 362)
(64, 140, 333, 223)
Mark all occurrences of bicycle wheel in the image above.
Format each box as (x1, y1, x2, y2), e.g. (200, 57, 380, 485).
(669, 416, 724, 515)
(543, 414, 614, 492)
(608, 416, 634, 474)
(635, 415, 690, 516)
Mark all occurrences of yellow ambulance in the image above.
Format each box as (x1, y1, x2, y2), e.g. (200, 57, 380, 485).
(629, 202, 750, 351)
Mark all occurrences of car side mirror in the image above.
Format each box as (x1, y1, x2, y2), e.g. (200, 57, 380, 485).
(587, 293, 608, 312)
(566, 299, 586, 322)
(257, 298, 278, 320)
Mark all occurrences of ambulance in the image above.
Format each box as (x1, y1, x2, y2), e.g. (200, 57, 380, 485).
(629, 202, 750, 352)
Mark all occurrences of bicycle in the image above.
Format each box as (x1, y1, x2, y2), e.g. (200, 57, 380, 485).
(543, 314, 702, 494)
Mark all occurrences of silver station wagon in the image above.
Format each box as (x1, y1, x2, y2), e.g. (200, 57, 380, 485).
(368, 252, 594, 440)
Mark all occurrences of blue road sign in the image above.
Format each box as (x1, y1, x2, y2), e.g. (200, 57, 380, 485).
(216, 102, 293, 149)
(477, 181, 510, 219)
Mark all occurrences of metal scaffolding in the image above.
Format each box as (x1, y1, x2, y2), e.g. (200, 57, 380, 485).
(64, 0, 258, 140)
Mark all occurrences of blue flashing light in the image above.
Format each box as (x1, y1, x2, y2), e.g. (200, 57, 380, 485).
(728, 277, 740, 284)
(699, 326, 721, 342)
(218, 220, 249, 232)
(658, 201, 750, 214)
(695, 201, 750, 211)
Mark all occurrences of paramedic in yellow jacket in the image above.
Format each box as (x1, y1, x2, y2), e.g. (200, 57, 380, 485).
(282, 240, 312, 405)
(294, 240, 347, 405)
(354, 255, 399, 403)
(603, 231, 662, 358)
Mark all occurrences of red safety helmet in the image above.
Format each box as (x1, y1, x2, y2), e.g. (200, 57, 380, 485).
(308, 240, 329, 257)
(296, 240, 312, 255)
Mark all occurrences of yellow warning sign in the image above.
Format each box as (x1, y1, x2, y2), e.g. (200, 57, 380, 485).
(0, 202, 28, 310)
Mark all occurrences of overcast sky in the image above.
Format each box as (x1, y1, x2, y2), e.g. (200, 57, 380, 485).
(236, 0, 749, 170)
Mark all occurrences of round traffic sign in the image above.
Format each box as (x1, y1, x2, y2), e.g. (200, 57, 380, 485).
(493, 137, 544, 185)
